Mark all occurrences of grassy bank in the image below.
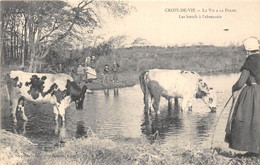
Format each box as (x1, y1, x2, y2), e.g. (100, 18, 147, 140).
(1, 129, 259, 165)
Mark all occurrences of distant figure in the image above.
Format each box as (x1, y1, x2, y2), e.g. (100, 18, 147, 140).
(77, 65, 85, 82)
(57, 63, 63, 73)
(225, 37, 260, 155)
(103, 64, 109, 84)
(112, 61, 120, 83)
(89, 55, 96, 69)
(85, 56, 91, 67)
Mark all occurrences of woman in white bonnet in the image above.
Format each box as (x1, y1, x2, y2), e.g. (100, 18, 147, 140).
(225, 37, 260, 155)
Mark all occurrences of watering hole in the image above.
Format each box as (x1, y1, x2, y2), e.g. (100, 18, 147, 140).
(1, 73, 239, 150)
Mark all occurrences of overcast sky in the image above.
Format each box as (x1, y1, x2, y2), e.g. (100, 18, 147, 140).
(70, 0, 260, 46)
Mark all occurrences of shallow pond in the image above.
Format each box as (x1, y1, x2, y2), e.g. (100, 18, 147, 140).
(1, 73, 239, 150)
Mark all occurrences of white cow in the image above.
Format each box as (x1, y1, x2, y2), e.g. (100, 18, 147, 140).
(139, 69, 217, 113)
(6, 70, 87, 123)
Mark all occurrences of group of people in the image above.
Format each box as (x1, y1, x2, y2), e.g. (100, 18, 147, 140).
(103, 61, 120, 84)
(77, 55, 97, 83)
(76, 55, 120, 85)
(85, 55, 97, 69)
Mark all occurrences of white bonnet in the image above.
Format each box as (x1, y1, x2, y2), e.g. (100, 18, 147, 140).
(243, 37, 259, 51)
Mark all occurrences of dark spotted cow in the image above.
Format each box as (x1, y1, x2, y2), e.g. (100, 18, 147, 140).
(6, 70, 87, 123)
(139, 69, 217, 113)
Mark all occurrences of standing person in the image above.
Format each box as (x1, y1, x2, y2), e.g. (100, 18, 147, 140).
(85, 56, 91, 67)
(77, 65, 85, 82)
(103, 64, 109, 84)
(225, 37, 260, 155)
(89, 55, 96, 69)
(112, 61, 120, 83)
(57, 63, 63, 73)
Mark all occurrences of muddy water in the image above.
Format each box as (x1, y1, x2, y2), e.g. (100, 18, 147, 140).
(1, 73, 239, 150)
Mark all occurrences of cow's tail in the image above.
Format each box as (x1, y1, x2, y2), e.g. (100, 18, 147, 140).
(139, 71, 149, 93)
(5, 74, 11, 101)
(139, 71, 150, 108)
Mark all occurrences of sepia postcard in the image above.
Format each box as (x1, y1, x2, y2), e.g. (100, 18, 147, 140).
(1, 0, 260, 164)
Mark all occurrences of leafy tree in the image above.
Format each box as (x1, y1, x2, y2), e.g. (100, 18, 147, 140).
(108, 35, 128, 48)
(91, 41, 113, 57)
(1, 0, 133, 72)
(131, 37, 149, 47)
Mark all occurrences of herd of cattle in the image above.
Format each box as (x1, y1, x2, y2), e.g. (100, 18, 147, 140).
(5, 69, 217, 125)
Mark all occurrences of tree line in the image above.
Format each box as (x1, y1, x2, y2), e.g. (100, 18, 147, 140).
(1, 0, 132, 72)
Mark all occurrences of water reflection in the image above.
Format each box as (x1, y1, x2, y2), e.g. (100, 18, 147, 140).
(55, 122, 66, 147)
(103, 88, 119, 97)
(76, 121, 88, 138)
(141, 106, 184, 143)
(103, 89, 110, 96)
(114, 88, 119, 96)
(195, 112, 216, 138)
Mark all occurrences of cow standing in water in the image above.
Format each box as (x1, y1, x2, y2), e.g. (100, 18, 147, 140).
(6, 70, 87, 123)
(139, 69, 217, 113)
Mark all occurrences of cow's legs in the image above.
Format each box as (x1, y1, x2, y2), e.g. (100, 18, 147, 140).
(148, 82, 162, 114)
(173, 98, 181, 110)
(168, 98, 173, 110)
(54, 104, 66, 123)
(144, 90, 152, 111)
(58, 101, 67, 122)
(181, 97, 189, 111)
(181, 96, 193, 111)
(174, 98, 179, 106)
(59, 122, 66, 143)
(10, 99, 18, 123)
(53, 105, 59, 123)
(59, 107, 66, 122)
(57, 96, 70, 122)
(187, 100, 193, 111)
(152, 95, 161, 114)
(17, 97, 27, 121)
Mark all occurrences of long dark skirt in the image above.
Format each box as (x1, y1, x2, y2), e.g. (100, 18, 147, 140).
(226, 85, 260, 153)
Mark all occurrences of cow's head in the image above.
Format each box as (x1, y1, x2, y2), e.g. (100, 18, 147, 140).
(196, 79, 217, 112)
(66, 80, 87, 110)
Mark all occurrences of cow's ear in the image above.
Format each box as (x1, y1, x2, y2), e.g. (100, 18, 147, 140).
(195, 92, 201, 99)
(5, 73, 10, 82)
(41, 76, 47, 81)
(66, 80, 71, 90)
(82, 86, 87, 93)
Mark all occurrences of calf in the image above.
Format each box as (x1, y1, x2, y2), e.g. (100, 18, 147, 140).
(6, 70, 87, 123)
(139, 69, 217, 113)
